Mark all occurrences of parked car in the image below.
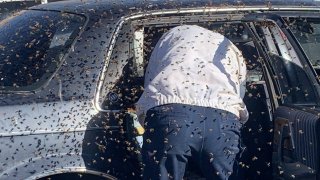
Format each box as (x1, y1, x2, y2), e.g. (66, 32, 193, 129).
(1, 0, 320, 179)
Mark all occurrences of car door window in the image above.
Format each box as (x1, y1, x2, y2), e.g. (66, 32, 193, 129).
(97, 22, 144, 110)
(255, 21, 318, 105)
(0, 10, 85, 92)
(286, 18, 320, 72)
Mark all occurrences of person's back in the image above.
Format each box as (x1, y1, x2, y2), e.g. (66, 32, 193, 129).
(136, 25, 248, 123)
(137, 25, 248, 180)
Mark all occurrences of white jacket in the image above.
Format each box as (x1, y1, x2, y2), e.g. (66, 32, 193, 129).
(136, 25, 248, 122)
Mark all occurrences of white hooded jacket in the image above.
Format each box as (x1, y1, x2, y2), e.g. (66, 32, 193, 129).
(136, 25, 248, 123)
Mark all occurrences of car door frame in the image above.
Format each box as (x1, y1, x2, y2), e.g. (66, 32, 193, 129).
(244, 13, 320, 179)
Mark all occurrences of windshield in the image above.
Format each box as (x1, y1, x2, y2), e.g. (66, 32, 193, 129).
(0, 10, 85, 92)
(287, 18, 320, 69)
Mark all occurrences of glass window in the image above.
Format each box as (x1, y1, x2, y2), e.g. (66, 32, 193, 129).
(287, 18, 320, 69)
(0, 10, 85, 91)
(256, 21, 318, 105)
(98, 22, 144, 110)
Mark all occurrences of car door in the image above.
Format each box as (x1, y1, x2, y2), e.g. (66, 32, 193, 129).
(246, 13, 320, 180)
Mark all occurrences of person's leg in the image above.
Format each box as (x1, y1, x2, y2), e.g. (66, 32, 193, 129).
(142, 104, 192, 180)
(200, 110, 242, 180)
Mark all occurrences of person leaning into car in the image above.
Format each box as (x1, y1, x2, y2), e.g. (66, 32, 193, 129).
(136, 25, 248, 180)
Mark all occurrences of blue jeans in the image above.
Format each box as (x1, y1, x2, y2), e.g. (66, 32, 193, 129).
(142, 104, 242, 180)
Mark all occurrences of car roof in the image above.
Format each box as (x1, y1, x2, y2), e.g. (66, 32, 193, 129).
(30, 0, 320, 17)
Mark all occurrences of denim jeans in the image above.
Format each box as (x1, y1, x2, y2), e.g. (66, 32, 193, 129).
(142, 104, 242, 180)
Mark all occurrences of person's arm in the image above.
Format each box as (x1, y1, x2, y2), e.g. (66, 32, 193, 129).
(230, 43, 247, 98)
(239, 63, 247, 99)
(231, 43, 249, 122)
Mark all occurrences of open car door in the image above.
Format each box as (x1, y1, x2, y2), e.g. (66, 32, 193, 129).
(244, 13, 320, 180)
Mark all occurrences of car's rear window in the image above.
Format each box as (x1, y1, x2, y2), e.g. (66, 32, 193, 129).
(0, 10, 85, 92)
